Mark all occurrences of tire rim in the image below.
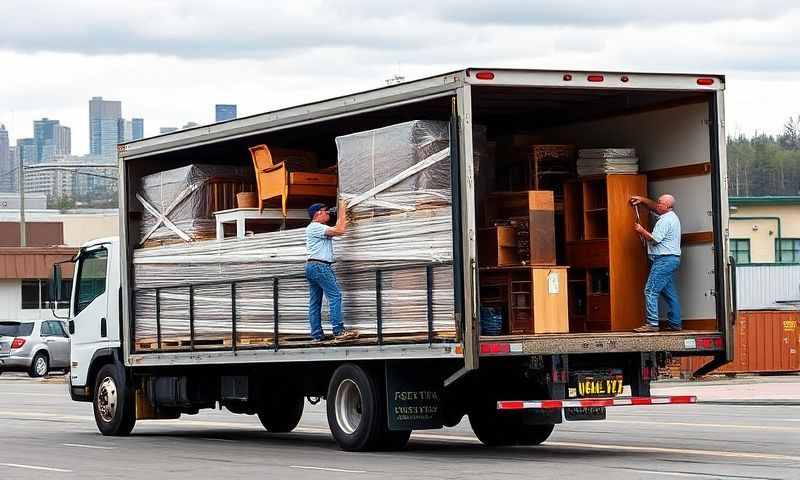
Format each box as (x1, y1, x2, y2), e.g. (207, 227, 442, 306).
(35, 357, 48, 376)
(335, 379, 363, 435)
(97, 376, 118, 423)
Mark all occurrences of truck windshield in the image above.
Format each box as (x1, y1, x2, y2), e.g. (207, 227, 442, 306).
(0, 322, 35, 337)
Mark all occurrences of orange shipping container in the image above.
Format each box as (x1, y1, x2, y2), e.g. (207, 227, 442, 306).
(680, 310, 800, 377)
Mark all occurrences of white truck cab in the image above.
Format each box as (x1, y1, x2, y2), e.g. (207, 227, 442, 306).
(60, 237, 123, 400)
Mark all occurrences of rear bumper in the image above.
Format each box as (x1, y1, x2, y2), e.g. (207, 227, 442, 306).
(498, 395, 697, 410)
(0, 355, 32, 369)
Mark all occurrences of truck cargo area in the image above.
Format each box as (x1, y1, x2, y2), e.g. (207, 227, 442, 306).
(120, 76, 725, 358)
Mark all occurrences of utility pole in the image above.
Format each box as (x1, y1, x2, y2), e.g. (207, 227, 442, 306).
(18, 151, 26, 247)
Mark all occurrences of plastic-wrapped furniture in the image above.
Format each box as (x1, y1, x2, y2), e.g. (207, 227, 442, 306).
(248, 144, 337, 216)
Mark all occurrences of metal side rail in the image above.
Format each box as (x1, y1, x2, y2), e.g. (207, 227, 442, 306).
(497, 395, 697, 410)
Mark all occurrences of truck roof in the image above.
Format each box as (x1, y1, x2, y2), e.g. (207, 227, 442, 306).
(118, 67, 724, 161)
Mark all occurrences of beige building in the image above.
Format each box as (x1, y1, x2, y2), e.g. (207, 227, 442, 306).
(729, 197, 800, 264)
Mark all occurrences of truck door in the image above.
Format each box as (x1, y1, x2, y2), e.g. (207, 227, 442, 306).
(447, 85, 480, 386)
(69, 244, 111, 387)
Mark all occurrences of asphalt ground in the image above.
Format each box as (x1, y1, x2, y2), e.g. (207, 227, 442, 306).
(1, 374, 799, 480)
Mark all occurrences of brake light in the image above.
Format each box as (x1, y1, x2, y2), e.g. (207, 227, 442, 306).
(696, 336, 722, 349)
(11, 337, 25, 349)
(697, 78, 715, 86)
(480, 343, 510, 354)
(587, 74, 604, 82)
(475, 71, 495, 80)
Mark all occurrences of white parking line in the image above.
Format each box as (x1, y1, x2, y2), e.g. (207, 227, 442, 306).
(0, 462, 72, 473)
(290, 465, 366, 473)
(63, 443, 116, 450)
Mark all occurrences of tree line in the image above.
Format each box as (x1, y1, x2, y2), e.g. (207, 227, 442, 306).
(728, 116, 800, 197)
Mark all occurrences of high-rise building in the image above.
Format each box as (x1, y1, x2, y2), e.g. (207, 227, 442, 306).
(132, 118, 144, 140)
(0, 124, 11, 191)
(215, 104, 237, 122)
(33, 118, 71, 163)
(182, 122, 199, 130)
(159, 127, 178, 134)
(16, 138, 38, 166)
(89, 96, 122, 161)
(117, 118, 133, 143)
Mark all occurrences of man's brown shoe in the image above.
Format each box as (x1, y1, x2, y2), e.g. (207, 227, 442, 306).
(333, 329, 359, 341)
(633, 325, 659, 333)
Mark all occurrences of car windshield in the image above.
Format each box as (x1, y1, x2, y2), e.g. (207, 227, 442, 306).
(0, 322, 35, 337)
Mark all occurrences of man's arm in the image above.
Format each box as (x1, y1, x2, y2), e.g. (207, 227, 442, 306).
(325, 198, 348, 237)
(630, 195, 657, 212)
(633, 222, 655, 242)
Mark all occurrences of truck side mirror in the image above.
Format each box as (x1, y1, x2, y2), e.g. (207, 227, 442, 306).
(50, 264, 62, 301)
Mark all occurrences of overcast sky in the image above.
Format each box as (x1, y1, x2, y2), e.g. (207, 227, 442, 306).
(2, 0, 799, 154)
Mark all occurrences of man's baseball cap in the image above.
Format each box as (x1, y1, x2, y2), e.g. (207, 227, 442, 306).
(307, 203, 327, 218)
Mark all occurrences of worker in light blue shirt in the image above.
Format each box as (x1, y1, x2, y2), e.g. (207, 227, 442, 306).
(630, 194, 682, 333)
(305, 199, 357, 342)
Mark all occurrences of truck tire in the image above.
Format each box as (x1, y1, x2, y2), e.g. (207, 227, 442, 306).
(257, 392, 304, 433)
(469, 403, 555, 446)
(28, 352, 49, 378)
(326, 363, 384, 451)
(93, 364, 136, 436)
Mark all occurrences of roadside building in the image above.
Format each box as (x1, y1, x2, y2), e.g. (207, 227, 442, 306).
(0, 208, 117, 322)
(728, 196, 800, 264)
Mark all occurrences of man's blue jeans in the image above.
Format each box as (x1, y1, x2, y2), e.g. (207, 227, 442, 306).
(305, 262, 344, 340)
(644, 255, 681, 328)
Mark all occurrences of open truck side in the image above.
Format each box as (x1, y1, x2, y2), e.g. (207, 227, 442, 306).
(61, 68, 734, 451)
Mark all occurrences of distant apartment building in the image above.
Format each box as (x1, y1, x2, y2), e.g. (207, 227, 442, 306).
(33, 118, 71, 163)
(89, 96, 122, 161)
(159, 127, 178, 134)
(132, 118, 144, 140)
(182, 122, 199, 129)
(0, 124, 11, 191)
(215, 104, 237, 122)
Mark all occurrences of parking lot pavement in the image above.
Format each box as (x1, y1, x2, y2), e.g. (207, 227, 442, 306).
(1, 375, 799, 479)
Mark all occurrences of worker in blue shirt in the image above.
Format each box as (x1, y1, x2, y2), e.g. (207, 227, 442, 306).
(305, 199, 358, 342)
(630, 194, 682, 333)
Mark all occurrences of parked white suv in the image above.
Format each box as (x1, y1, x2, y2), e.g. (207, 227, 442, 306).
(0, 320, 70, 377)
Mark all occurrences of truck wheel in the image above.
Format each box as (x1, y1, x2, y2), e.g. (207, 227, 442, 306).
(257, 392, 304, 433)
(28, 352, 49, 377)
(469, 406, 555, 446)
(93, 364, 136, 436)
(378, 429, 411, 450)
(327, 363, 384, 451)
(514, 424, 555, 445)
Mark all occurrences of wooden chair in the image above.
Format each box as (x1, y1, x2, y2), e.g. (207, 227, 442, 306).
(248, 144, 338, 216)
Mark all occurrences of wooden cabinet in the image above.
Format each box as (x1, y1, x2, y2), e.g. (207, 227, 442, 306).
(479, 226, 519, 267)
(484, 191, 556, 266)
(564, 174, 649, 332)
(480, 266, 569, 334)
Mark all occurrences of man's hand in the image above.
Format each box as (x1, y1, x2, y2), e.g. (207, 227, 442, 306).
(338, 198, 348, 215)
(630, 195, 643, 206)
(633, 223, 645, 234)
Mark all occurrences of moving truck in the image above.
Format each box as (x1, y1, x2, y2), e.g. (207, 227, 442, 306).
(55, 68, 734, 451)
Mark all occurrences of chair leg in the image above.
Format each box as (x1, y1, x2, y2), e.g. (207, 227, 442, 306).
(282, 185, 289, 218)
(259, 198, 263, 214)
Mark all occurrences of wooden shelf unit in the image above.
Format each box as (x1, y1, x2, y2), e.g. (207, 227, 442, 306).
(564, 174, 649, 332)
(479, 266, 569, 335)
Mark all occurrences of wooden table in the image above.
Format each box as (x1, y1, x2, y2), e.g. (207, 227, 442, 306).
(214, 207, 309, 240)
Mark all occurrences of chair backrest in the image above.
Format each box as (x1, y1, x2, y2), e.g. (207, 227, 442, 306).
(249, 144, 275, 171)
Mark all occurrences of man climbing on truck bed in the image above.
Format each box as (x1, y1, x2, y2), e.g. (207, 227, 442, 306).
(630, 194, 682, 333)
(306, 199, 358, 342)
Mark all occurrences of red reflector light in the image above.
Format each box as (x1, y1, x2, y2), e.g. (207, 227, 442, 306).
(498, 401, 524, 410)
(475, 71, 495, 80)
(480, 343, 511, 354)
(620, 75, 630, 83)
(587, 74, 604, 82)
(714, 337, 723, 349)
(697, 78, 715, 86)
(563, 74, 573, 81)
(11, 337, 26, 349)
(697, 337, 715, 349)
